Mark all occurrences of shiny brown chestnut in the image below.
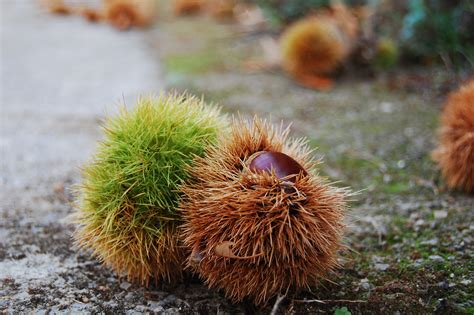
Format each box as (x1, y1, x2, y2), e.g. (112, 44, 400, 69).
(248, 151, 307, 182)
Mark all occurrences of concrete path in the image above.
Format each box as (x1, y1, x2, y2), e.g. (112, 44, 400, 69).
(0, 2, 168, 312)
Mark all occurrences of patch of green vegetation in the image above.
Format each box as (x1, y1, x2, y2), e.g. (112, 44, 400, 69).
(382, 182, 411, 194)
(324, 153, 384, 192)
(337, 156, 379, 171)
(307, 138, 331, 152)
(401, 0, 474, 66)
(201, 85, 251, 108)
(334, 306, 351, 315)
(158, 17, 248, 77)
(396, 257, 413, 275)
(253, 0, 330, 26)
(164, 49, 223, 74)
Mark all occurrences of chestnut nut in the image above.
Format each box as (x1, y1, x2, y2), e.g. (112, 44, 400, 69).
(248, 151, 307, 182)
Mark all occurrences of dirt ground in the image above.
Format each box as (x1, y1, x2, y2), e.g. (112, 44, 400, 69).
(1, 2, 473, 314)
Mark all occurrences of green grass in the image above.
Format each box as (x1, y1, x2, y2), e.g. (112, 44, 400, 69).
(164, 49, 223, 74)
(382, 182, 411, 193)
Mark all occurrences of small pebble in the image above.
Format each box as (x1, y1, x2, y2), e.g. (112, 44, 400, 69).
(380, 102, 394, 113)
(412, 258, 424, 268)
(433, 210, 448, 219)
(164, 294, 177, 304)
(420, 238, 438, 246)
(372, 256, 383, 263)
(428, 255, 445, 263)
(454, 241, 465, 250)
(374, 263, 390, 271)
(152, 306, 165, 313)
(70, 303, 88, 312)
(437, 281, 448, 288)
(415, 219, 425, 227)
(120, 281, 132, 290)
(359, 278, 371, 291)
(106, 302, 118, 308)
(404, 127, 414, 137)
(134, 305, 147, 312)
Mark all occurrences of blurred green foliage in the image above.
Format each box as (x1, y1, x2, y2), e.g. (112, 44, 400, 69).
(252, 0, 473, 67)
(401, 0, 474, 66)
(374, 37, 399, 70)
(334, 306, 352, 315)
(253, 0, 330, 26)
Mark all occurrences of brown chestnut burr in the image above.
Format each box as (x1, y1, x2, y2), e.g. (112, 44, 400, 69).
(248, 151, 307, 182)
(432, 80, 474, 192)
(104, 0, 156, 31)
(180, 117, 350, 306)
(111, 11, 134, 30)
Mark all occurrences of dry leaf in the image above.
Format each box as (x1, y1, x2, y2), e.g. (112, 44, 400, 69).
(214, 241, 236, 258)
(214, 241, 263, 259)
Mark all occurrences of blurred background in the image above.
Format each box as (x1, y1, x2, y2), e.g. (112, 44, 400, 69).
(1, 0, 473, 314)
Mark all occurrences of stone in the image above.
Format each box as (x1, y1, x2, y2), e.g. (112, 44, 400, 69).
(120, 281, 132, 290)
(428, 255, 444, 263)
(420, 238, 438, 246)
(433, 210, 448, 219)
(134, 305, 147, 312)
(360, 278, 371, 291)
(374, 263, 390, 271)
(152, 306, 165, 313)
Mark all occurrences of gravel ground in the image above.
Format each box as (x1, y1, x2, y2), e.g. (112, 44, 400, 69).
(1, 2, 473, 315)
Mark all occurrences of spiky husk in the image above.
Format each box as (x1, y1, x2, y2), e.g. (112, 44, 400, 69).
(104, 0, 156, 30)
(74, 94, 225, 286)
(280, 5, 358, 78)
(281, 17, 346, 76)
(207, 0, 235, 20)
(40, 0, 71, 15)
(374, 38, 399, 69)
(180, 117, 349, 305)
(327, 4, 359, 43)
(433, 81, 474, 192)
(172, 0, 204, 16)
(79, 6, 104, 23)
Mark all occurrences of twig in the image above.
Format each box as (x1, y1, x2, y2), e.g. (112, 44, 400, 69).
(293, 299, 367, 304)
(270, 294, 286, 315)
(440, 52, 453, 74)
(359, 217, 385, 245)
